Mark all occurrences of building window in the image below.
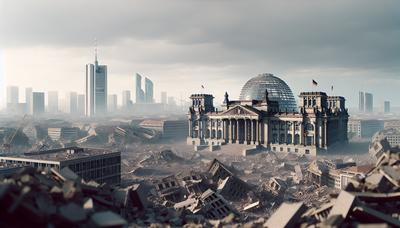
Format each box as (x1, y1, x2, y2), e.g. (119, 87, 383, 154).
(294, 134, 300, 145)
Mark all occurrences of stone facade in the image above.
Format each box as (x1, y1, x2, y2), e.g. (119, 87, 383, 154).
(187, 90, 348, 156)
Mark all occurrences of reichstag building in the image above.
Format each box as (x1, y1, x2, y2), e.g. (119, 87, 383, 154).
(187, 73, 349, 155)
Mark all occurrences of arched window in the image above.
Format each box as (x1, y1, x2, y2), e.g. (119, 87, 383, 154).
(306, 123, 314, 131)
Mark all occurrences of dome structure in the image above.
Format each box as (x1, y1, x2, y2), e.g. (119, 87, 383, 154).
(239, 73, 297, 111)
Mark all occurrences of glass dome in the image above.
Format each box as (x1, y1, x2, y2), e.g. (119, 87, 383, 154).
(239, 73, 297, 112)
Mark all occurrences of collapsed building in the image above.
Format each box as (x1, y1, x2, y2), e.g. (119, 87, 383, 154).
(266, 138, 400, 227)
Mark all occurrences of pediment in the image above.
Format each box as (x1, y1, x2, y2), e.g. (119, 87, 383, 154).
(218, 105, 260, 117)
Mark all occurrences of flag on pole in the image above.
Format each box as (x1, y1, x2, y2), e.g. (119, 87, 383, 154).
(312, 79, 318, 86)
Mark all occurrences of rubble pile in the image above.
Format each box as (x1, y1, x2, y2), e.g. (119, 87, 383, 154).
(0, 166, 130, 227)
(266, 143, 400, 227)
(139, 149, 186, 166)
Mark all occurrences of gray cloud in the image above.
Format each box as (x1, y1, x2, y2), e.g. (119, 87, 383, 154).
(1, 0, 400, 106)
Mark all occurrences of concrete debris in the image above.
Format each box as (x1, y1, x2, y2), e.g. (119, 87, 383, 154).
(0, 167, 131, 227)
(1, 139, 399, 227)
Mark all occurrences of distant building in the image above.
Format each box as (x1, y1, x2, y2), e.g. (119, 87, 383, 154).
(77, 94, 85, 116)
(348, 118, 384, 139)
(48, 127, 79, 142)
(65, 92, 78, 114)
(384, 120, 400, 131)
(108, 94, 118, 112)
(135, 73, 145, 103)
(32, 92, 45, 115)
(122, 90, 131, 108)
(0, 147, 121, 185)
(168, 96, 176, 106)
(139, 119, 188, 139)
(358, 91, 364, 113)
(372, 128, 400, 148)
(47, 91, 59, 113)
(364, 92, 373, 113)
(307, 159, 372, 190)
(145, 77, 154, 103)
(25, 88, 33, 114)
(384, 101, 390, 114)
(86, 53, 107, 117)
(6, 86, 19, 109)
(161, 91, 167, 104)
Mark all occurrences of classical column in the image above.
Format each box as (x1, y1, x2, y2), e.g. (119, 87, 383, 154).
(299, 121, 303, 145)
(235, 119, 239, 144)
(188, 119, 192, 137)
(252, 120, 256, 144)
(244, 119, 248, 144)
(198, 119, 202, 139)
(264, 121, 269, 144)
(314, 121, 318, 146)
(292, 121, 295, 144)
(229, 119, 233, 143)
(222, 119, 227, 141)
(319, 121, 323, 147)
(255, 120, 259, 145)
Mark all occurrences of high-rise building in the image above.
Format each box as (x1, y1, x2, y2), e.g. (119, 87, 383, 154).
(135, 73, 145, 104)
(86, 52, 107, 117)
(6, 86, 19, 106)
(25, 88, 33, 114)
(32, 92, 45, 115)
(66, 92, 78, 114)
(145, 77, 154, 103)
(161, 91, 167, 104)
(168, 96, 176, 106)
(358, 91, 364, 113)
(122, 90, 131, 108)
(47, 91, 59, 113)
(108, 94, 118, 112)
(384, 101, 390, 114)
(77, 94, 85, 116)
(365, 92, 373, 113)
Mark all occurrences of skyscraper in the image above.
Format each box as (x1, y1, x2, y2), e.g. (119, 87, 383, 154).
(66, 92, 78, 114)
(25, 87, 33, 114)
(47, 91, 59, 113)
(135, 73, 145, 103)
(32, 92, 45, 115)
(384, 101, 390, 114)
(161, 91, 167, 104)
(108, 94, 118, 112)
(145, 77, 154, 103)
(122, 90, 131, 108)
(365, 92, 373, 113)
(7, 86, 19, 106)
(86, 51, 107, 117)
(358, 91, 364, 113)
(77, 94, 85, 116)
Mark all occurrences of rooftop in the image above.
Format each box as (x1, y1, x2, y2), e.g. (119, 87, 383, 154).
(0, 147, 119, 162)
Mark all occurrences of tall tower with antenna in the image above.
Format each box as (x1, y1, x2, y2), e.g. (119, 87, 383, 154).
(85, 40, 108, 117)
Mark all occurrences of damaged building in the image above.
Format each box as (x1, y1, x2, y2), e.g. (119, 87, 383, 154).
(0, 147, 121, 185)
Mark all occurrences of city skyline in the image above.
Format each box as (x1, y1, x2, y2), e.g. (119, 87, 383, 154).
(1, 0, 399, 108)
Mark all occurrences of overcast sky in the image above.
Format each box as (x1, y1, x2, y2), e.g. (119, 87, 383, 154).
(1, 0, 399, 108)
